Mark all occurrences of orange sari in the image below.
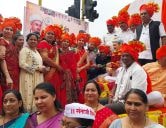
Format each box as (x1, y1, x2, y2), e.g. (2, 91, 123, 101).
(59, 51, 78, 108)
(75, 49, 89, 103)
(0, 37, 20, 91)
(37, 40, 61, 101)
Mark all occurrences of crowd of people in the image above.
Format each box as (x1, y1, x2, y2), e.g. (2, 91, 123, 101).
(0, 2, 166, 128)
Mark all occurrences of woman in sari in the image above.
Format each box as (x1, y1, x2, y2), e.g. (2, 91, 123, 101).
(75, 33, 90, 103)
(59, 33, 78, 108)
(19, 33, 44, 112)
(83, 80, 118, 128)
(0, 89, 29, 128)
(0, 17, 22, 91)
(27, 82, 63, 128)
(12, 34, 24, 53)
(109, 89, 164, 128)
(37, 25, 63, 102)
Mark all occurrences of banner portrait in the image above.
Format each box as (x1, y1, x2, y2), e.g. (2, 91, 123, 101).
(23, 1, 89, 37)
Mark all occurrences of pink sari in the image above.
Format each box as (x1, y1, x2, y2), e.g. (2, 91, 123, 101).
(27, 112, 63, 128)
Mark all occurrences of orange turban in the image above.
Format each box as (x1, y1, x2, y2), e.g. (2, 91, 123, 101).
(7, 17, 22, 31)
(1, 17, 22, 33)
(89, 37, 101, 47)
(70, 33, 76, 46)
(156, 45, 166, 60)
(42, 25, 62, 40)
(106, 17, 118, 27)
(76, 33, 90, 43)
(121, 44, 139, 61)
(128, 13, 142, 27)
(140, 2, 159, 17)
(61, 33, 72, 45)
(140, 4, 154, 17)
(118, 11, 130, 24)
(98, 45, 111, 54)
(1, 20, 17, 33)
(2, 17, 22, 33)
(106, 19, 115, 26)
(121, 41, 146, 61)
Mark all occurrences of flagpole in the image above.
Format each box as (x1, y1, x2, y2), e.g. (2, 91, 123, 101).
(81, 0, 85, 21)
(38, 0, 42, 6)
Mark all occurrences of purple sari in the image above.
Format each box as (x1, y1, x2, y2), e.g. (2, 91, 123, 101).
(26, 112, 63, 128)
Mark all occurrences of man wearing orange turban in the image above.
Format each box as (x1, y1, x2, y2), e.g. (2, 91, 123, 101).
(87, 37, 102, 67)
(128, 13, 142, 33)
(89, 45, 111, 79)
(117, 11, 135, 43)
(106, 43, 148, 114)
(135, 2, 166, 65)
(87, 37, 101, 80)
(143, 45, 166, 107)
(103, 18, 118, 48)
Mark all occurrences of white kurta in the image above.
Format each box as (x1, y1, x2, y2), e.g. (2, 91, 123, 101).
(19, 47, 44, 112)
(103, 31, 117, 50)
(118, 29, 135, 43)
(114, 62, 147, 102)
(138, 22, 166, 60)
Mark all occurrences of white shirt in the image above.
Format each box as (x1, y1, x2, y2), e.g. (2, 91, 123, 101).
(118, 29, 136, 43)
(114, 62, 147, 101)
(136, 21, 166, 60)
(88, 51, 96, 64)
(103, 31, 117, 50)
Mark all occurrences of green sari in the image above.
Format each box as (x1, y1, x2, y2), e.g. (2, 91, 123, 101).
(0, 113, 29, 128)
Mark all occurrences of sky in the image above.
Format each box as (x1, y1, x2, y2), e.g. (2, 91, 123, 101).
(0, 0, 134, 38)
